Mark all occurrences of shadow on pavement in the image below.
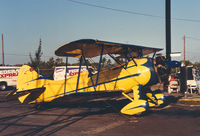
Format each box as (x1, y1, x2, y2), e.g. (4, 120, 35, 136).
(0, 98, 129, 136)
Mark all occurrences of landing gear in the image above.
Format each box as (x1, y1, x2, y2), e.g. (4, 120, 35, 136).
(121, 99, 148, 115)
(121, 85, 149, 115)
(146, 90, 166, 108)
(0, 82, 7, 91)
(121, 87, 166, 115)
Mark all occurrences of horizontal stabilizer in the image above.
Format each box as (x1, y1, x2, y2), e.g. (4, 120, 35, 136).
(7, 87, 45, 103)
(22, 87, 46, 104)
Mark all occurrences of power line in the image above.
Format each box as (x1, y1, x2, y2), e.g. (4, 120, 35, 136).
(0, 53, 53, 58)
(173, 18, 200, 23)
(67, 0, 162, 18)
(186, 36, 200, 41)
(67, 0, 200, 23)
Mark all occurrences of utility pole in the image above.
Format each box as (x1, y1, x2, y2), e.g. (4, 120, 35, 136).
(183, 35, 186, 66)
(165, 0, 171, 92)
(1, 33, 5, 66)
(166, 0, 171, 61)
(180, 35, 187, 95)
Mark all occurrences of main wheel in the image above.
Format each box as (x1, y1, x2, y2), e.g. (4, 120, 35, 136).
(0, 82, 7, 91)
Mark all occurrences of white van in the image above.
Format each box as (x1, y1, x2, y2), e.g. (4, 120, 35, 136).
(0, 66, 20, 91)
(54, 66, 88, 80)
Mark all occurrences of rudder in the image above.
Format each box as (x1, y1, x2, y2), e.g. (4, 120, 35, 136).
(17, 65, 40, 91)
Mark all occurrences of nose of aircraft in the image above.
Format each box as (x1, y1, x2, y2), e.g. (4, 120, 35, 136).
(155, 55, 181, 83)
(142, 58, 159, 86)
(153, 55, 168, 83)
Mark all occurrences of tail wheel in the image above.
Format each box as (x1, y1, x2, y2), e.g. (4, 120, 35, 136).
(0, 82, 7, 91)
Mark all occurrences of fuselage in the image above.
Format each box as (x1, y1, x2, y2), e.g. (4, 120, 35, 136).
(16, 58, 158, 104)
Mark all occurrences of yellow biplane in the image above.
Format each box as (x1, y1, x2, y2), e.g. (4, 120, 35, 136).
(8, 39, 170, 115)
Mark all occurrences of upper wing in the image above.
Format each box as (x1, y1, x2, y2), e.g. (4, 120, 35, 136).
(55, 39, 163, 58)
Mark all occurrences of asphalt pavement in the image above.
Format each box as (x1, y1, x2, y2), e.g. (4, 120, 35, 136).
(0, 90, 200, 136)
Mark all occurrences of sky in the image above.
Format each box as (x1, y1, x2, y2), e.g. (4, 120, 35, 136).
(0, 0, 200, 65)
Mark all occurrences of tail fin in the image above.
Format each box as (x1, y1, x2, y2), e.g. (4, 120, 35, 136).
(17, 65, 40, 90)
(7, 65, 41, 103)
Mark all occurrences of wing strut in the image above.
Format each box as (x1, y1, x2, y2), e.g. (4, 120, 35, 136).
(124, 47, 129, 68)
(152, 51, 156, 58)
(108, 54, 122, 67)
(96, 45, 104, 85)
(76, 56, 83, 92)
(64, 57, 68, 95)
(137, 48, 143, 58)
(82, 52, 96, 91)
(127, 48, 137, 66)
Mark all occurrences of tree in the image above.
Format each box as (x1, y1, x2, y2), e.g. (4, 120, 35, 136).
(180, 60, 193, 66)
(55, 57, 65, 66)
(28, 39, 43, 71)
(194, 62, 200, 70)
(46, 57, 55, 68)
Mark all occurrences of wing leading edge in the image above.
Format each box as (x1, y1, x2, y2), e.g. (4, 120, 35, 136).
(55, 39, 163, 58)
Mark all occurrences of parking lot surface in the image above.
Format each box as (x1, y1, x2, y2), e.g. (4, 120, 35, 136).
(0, 91, 200, 136)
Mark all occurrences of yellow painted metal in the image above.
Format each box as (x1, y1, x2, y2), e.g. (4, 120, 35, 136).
(146, 92, 157, 107)
(146, 93, 165, 107)
(155, 94, 165, 105)
(122, 92, 134, 102)
(120, 100, 147, 115)
(15, 58, 152, 104)
(11, 58, 162, 116)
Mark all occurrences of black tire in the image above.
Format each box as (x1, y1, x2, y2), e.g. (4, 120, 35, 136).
(0, 82, 7, 91)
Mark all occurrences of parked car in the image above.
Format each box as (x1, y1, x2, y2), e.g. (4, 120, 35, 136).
(54, 66, 88, 80)
(0, 66, 20, 91)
